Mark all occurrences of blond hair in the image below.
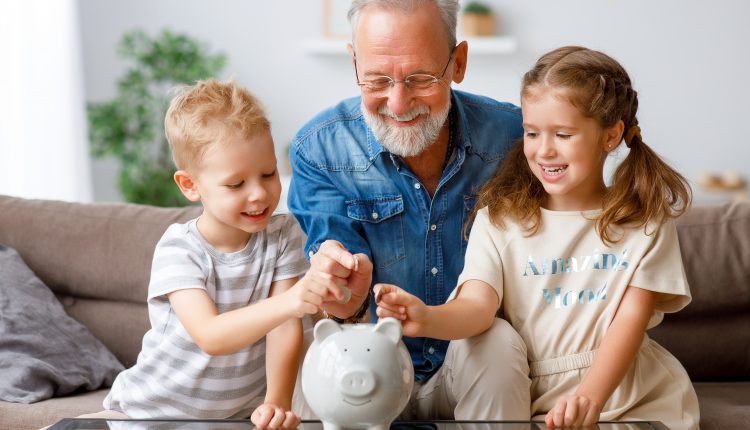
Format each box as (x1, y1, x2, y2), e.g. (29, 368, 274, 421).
(164, 79, 270, 170)
(474, 46, 691, 244)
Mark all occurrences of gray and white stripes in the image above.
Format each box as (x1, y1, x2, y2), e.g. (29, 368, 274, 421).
(104, 214, 309, 419)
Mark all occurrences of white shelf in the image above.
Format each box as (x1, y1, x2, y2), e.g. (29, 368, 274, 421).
(463, 36, 517, 55)
(301, 36, 517, 56)
(300, 38, 350, 55)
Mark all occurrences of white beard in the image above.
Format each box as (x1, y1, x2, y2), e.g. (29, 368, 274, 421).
(362, 100, 451, 158)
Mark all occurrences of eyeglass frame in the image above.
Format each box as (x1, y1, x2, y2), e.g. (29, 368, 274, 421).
(353, 45, 458, 94)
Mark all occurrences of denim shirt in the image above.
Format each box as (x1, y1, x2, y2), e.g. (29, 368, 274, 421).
(288, 89, 522, 381)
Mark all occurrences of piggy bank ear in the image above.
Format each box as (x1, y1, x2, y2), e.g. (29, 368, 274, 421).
(313, 319, 342, 342)
(373, 317, 402, 344)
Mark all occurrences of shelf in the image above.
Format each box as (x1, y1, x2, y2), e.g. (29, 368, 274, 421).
(463, 36, 517, 55)
(300, 38, 350, 55)
(301, 36, 517, 56)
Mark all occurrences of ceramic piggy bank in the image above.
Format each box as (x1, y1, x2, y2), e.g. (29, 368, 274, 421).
(301, 317, 414, 430)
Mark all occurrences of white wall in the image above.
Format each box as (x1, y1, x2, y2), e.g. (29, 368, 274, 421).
(79, 0, 750, 202)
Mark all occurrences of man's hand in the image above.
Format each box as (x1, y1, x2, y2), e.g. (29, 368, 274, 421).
(374, 283, 429, 338)
(251, 403, 300, 429)
(310, 240, 372, 319)
(545, 394, 601, 428)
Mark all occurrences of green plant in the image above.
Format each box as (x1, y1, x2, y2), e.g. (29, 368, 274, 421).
(463, 1, 492, 15)
(88, 29, 226, 207)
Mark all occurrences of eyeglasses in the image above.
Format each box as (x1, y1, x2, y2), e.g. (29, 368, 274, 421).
(354, 46, 457, 96)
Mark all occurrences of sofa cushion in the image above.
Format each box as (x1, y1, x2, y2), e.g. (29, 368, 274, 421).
(0, 195, 202, 304)
(694, 382, 750, 430)
(0, 245, 124, 403)
(649, 201, 750, 381)
(673, 201, 750, 317)
(0, 195, 203, 365)
(0, 389, 109, 430)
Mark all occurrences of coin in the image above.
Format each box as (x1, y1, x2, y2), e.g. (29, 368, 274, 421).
(337, 286, 351, 304)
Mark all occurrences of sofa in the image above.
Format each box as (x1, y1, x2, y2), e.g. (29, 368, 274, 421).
(0, 194, 748, 430)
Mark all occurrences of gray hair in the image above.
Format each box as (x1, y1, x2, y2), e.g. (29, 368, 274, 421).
(348, 0, 458, 51)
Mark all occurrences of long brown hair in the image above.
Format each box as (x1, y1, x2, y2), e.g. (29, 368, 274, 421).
(474, 46, 691, 244)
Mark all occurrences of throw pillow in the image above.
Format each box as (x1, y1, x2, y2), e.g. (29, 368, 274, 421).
(0, 244, 124, 403)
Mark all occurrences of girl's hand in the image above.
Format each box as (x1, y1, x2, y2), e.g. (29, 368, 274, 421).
(374, 283, 428, 337)
(545, 394, 601, 428)
(251, 403, 300, 429)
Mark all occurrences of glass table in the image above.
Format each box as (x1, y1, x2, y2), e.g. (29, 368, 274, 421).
(49, 419, 671, 430)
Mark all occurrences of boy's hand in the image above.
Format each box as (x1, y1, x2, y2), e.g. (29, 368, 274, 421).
(310, 240, 373, 319)
(283, 275, 332, 318)
(251, 403, 300, 429)
(374, 283, 428, 338)
(545, 394, 601, 428)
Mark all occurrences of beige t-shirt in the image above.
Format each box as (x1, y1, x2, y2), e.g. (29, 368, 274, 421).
(453, 207, 691, 363)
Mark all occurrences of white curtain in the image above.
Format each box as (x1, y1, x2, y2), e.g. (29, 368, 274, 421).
(0, 0, 92, 202)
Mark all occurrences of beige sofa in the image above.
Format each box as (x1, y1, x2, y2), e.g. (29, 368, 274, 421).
(0, 194, 748, 429)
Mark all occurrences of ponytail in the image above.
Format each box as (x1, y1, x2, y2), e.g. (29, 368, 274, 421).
(599, 129, 691, 244)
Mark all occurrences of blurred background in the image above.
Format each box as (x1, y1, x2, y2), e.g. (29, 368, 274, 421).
(1, 0, 748, 208)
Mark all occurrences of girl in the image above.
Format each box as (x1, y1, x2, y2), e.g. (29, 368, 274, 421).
(375, 46, 699, 429)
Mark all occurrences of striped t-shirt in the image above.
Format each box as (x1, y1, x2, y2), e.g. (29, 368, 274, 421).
(103, 213, 309, 419)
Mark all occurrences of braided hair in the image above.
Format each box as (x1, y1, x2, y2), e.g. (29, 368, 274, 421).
(472, 46, 690, 244)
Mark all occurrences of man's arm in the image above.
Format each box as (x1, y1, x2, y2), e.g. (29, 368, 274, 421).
(308, 241, 373, 320)
(288, 139, 373, 320)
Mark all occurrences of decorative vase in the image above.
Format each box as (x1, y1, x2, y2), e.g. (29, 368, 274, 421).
(462, 13, 495, 37)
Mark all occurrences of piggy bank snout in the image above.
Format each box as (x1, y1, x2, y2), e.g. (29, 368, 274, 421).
(338, 367, 376, 397)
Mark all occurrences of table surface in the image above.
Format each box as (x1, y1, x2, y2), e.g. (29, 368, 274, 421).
(49, 418, 670, 430)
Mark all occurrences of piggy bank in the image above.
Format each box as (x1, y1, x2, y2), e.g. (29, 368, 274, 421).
(301, 317, 414, 430)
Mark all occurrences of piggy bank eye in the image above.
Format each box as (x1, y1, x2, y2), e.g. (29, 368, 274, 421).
(367, 348, 371, 352)
(343, 348, 348, 352)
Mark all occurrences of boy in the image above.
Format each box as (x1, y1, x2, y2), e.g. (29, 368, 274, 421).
(94, 79, 343, 428)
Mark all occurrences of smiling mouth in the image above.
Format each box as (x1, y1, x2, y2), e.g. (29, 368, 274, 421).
(342, 399, 372, 407)
(384, 115, 423, 127)
(541, 164, 568, 175)
(242, 208, 267, 217)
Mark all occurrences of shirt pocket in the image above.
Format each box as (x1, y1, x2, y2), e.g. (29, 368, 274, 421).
(346, 195, 405, 269)
(461, 194, 479, 254)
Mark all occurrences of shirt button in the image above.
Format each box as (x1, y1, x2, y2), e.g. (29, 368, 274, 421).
(414, 183, 421, 189)
(371, 212, 379, 220)
(308, 251, 314, 258)
(428, 347, 435, 354)
(430, 224, 437, 231)
(431, 267, 438, 276)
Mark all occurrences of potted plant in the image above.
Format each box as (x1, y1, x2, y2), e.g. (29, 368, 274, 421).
(461, 1, 496, 37)
(87, 29, 226, 207)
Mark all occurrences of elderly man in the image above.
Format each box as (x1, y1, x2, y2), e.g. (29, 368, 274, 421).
(288, 0, 530, 420)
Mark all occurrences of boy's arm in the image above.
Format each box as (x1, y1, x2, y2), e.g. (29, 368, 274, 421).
(264, 277, 303, 410)
(375, 279, 499, 340)
(168, 286, 295, 356)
